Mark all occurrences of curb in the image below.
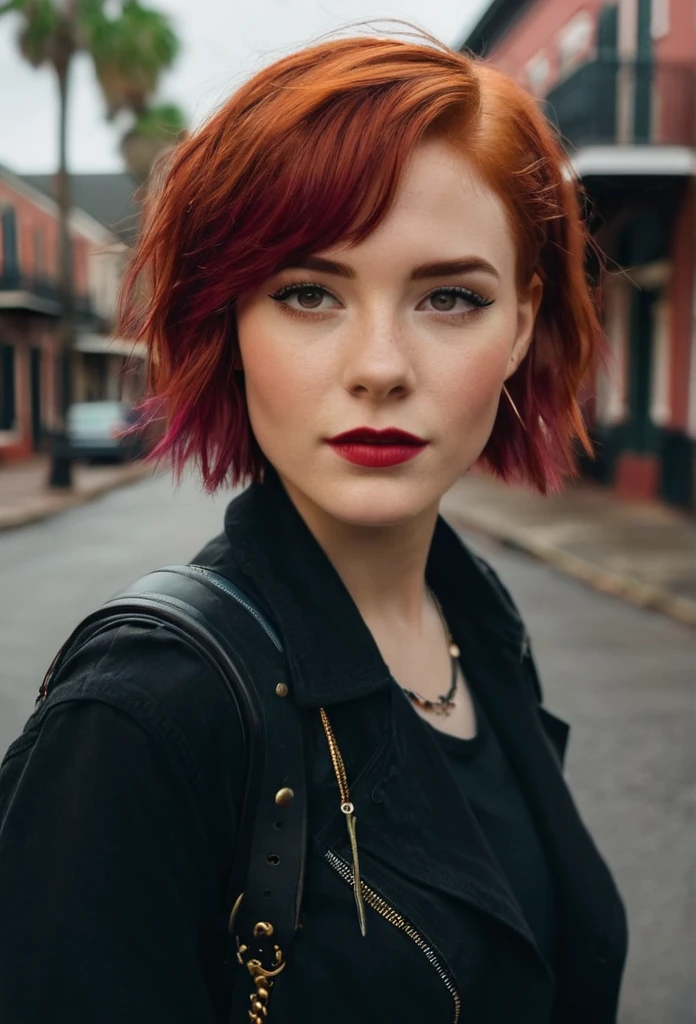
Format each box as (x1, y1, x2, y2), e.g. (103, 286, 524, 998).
(0, 462, 152, 533)
(445, 508, 696, 630)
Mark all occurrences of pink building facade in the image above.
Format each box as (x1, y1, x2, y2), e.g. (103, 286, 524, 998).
(462, 0, 696, 508)
(0, 168, 138, 463)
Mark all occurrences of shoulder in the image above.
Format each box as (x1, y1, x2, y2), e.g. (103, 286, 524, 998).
(434, 515, 527, 638)
(469, 550, 525, 628)
(32, 620, 246, 808)
(0, 630, 241, 1019)
(441, 530, 544, 705)
(471, 553, 546, 705)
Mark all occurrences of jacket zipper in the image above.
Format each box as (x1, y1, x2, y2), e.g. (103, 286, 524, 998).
(196, 565, 460, 1020)
(320, 710, 460, 1023)
(320, 707, 368, 936)
(325, 849, 462, 1024)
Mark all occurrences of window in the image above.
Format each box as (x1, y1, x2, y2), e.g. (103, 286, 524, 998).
(33, 226, 45, 277)
(525, 50, 551, 97)
(558, 11, 595, 75)
(1, 206, 19, 276)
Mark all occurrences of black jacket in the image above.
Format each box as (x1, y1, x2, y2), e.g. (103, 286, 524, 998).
(0, 470, 628, 1023)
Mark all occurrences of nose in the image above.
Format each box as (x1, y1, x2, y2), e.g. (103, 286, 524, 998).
(342, 316, 416, 402)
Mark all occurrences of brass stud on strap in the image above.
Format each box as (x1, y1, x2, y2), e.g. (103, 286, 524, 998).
(275, 682, 288, 697)
(274, 787, 294, 806)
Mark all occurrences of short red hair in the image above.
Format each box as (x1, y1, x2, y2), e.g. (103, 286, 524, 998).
(120, 33, 600, 493)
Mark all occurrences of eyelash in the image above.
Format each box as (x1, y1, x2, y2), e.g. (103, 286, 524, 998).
(267, 281, 494, 319)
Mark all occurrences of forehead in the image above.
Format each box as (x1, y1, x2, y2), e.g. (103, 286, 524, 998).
(327, 138, 516, 278)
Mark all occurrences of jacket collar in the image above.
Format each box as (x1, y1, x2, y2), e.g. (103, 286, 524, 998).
(222, 466, 527, 708)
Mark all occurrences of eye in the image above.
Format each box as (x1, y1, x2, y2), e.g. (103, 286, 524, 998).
(421, 287, 494, 314)
(268, 282, 341, 313)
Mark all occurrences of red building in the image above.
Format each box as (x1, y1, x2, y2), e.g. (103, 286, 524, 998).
(461, 0, 696, 508)
(0, 166, 143, 463)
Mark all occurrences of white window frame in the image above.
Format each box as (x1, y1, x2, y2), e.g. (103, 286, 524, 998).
(650, 0, 670, 40)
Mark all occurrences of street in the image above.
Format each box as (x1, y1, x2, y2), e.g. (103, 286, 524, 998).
(0, 472, 693, 1024)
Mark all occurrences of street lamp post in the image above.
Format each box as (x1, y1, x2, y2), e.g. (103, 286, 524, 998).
(47, 0, 78, 490)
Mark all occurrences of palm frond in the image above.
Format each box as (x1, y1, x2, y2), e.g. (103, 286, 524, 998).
(132, 101, 186, 138)
(12, 0, 64, 67)
(0, 0, 24, 16)
(88, 0, 178, 75)
(88, 0, 179, 116)
(120, 101, 186, 181)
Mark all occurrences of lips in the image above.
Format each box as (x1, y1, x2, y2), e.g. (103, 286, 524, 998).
(328, 427, 427, 446)
(326, 427, 428, 468)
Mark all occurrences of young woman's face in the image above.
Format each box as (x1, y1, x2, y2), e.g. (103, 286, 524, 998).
(236, 137, 540, 529)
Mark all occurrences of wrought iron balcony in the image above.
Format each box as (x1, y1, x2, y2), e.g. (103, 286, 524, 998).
(545, 57, 695, 151)
(0, 267, 104, 327)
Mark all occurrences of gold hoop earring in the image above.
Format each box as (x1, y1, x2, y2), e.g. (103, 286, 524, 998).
(502, 384, 527, 433)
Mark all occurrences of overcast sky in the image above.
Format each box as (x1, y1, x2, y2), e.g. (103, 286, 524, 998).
(0, 0, 489, 174)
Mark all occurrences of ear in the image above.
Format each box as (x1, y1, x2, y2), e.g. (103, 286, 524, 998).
(505, 273, 543, 380)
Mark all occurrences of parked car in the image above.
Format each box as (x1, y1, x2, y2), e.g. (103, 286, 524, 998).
(66, 401, 146, 463)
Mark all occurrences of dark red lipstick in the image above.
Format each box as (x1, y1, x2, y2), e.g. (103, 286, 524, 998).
(326, 427, 428, 468)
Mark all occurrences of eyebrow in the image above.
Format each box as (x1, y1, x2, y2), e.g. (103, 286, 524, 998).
(287, 255, 501, 282)
(412, 258, 501, 282)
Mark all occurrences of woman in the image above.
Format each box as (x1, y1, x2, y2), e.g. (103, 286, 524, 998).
(0, 31, 627, 1024)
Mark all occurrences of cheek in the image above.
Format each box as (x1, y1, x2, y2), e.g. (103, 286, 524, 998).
(237, 310, 326, 429)
(437, 341, 510, 432)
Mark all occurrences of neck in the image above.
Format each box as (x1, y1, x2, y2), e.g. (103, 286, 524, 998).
(281, 477, 439, 632)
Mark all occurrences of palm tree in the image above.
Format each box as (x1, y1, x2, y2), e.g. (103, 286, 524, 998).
(0, 0, 183, 487)
(120, 101, 187, 182)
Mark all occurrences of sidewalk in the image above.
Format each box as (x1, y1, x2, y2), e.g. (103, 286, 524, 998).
(0, 455, 152, 532)
(441, 472, 696, 628)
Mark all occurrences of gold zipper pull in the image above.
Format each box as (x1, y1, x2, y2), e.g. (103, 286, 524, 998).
(341, 800, 367, 937)
(320, 707, 368, 938)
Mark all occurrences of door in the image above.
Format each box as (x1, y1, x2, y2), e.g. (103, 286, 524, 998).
(626, 286, 659, 454)
(0, 343, 16, 431)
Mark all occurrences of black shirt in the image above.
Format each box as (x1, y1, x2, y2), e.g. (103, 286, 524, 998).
(428, 686, 556, 971)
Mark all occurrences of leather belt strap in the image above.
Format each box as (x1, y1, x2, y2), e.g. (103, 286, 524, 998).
(39, 564, 307, 1020)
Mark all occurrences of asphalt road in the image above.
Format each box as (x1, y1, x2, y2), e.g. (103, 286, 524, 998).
(0, 471, 693, 1023)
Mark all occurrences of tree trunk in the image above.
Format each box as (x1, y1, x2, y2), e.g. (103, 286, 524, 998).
(48, 55, 75, 489)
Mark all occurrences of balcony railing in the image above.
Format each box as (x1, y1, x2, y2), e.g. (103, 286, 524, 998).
(545, 57, 695, 151)
(0, 267, 105, 326)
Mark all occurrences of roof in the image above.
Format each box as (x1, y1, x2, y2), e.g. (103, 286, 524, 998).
(457, 0, 536, 57)
(0, 164, 116, 244)
(22, 172, 142, 244)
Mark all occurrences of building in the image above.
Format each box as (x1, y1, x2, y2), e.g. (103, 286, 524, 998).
(461, 0, 696, 509)
(0, 167, 144, 464)
(24, 172, 141, 247)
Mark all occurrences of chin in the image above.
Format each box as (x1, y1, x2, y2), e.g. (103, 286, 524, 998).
(300, 471, 448, 529)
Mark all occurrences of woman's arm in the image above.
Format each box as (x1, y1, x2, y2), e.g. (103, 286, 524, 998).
(0, 626, 244, 1024)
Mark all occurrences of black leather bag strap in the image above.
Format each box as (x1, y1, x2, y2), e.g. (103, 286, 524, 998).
(38, 564, 307, 1017)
